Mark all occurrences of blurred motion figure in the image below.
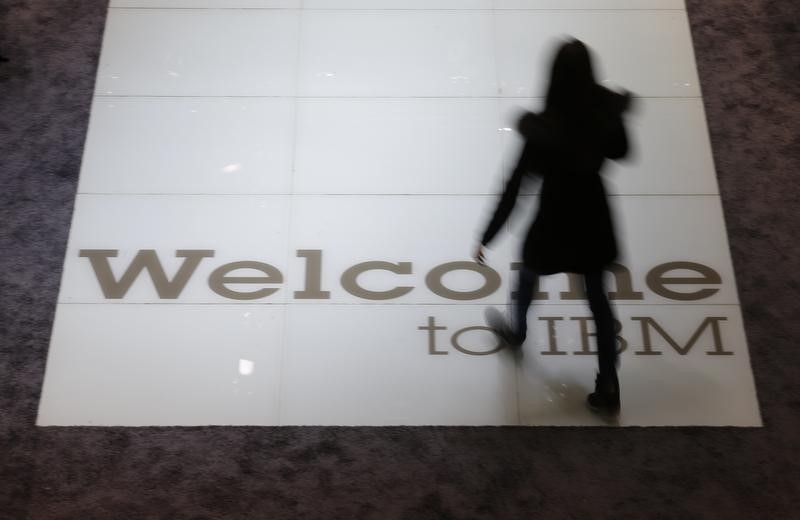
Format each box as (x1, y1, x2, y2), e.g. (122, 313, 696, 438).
(475, 38, 632, 415)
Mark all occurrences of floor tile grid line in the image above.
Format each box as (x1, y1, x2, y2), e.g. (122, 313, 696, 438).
(491, 0, 521, 424)
(73, 193, 726, 197)
(78, 94, 714, 199)
(95, 9, 700, 98)
(276, 0, 305, 427)
(92, 95, 704, 100)
(82, 96, 712, 198)
(54, 302, 746, 306)
(107, 7, 688, 13)
(96, 8, 700, 100)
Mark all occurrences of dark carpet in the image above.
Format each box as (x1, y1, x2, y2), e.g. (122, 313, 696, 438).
(1, 1, 798, 518)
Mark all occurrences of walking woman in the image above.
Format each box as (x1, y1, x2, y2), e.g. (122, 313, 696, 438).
(475, 39, 632, 414)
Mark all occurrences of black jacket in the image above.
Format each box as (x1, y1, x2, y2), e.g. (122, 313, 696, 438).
(481, 87, 631, 275)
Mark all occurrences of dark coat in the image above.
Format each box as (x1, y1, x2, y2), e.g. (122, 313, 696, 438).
(481, 87, 631, 275)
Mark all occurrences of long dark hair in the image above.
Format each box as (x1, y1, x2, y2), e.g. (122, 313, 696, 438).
(544, 38, 601, 116)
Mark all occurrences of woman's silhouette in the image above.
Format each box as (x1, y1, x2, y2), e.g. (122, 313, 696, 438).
(475, 38, 632, 414)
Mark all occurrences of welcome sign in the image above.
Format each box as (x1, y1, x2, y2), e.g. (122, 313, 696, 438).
(38, 0, 761, 426)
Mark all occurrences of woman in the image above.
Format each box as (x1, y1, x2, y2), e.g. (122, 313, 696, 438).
(475, 39, 632, 414)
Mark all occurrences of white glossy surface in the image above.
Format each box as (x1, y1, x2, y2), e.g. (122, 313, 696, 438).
(282, 305, 518, 426)
(38, 305, 285, 426)
(96, 9, 300, 96)
(294, 98, 505, 195)
(78, 98, 296, 194)
(38, 0, 761, 427)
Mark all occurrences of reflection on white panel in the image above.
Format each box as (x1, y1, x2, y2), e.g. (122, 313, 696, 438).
(96, 9, 301, 96)
(37, 305, 286, 426)
(299, 11, 497, 97)
(79, 98, 296, 194)
(494, 10, 700, 98)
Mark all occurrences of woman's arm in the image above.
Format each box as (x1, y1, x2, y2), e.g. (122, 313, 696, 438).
(480, 143, 535, 247)
(604, 114, 629, 160)
(603, 90, 632, 160)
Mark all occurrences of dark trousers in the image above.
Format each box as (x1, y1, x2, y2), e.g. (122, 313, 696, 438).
(513, 267, 618, 376)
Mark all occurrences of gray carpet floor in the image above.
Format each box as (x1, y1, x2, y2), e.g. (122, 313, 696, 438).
(1, 1, 798, 518)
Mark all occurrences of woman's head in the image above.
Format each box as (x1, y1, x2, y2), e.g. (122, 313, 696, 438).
(545, 38, 598, 113)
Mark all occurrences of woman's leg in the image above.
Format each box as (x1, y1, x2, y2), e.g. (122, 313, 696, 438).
(513, 267, 538, 342)
(584, 270, 618, 377)
(585, 270, 620, 412)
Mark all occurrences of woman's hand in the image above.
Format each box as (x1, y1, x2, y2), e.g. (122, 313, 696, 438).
(473, 244, 486, 265)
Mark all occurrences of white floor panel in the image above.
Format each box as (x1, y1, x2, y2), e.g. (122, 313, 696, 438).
(96, 9, 301, 96)
(294, 98, 505, 195)
(298, 10, 497, 97)
(78, 97, 296, 195)
(37, 304, 286, 426)
(281, 304, 519, 426)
